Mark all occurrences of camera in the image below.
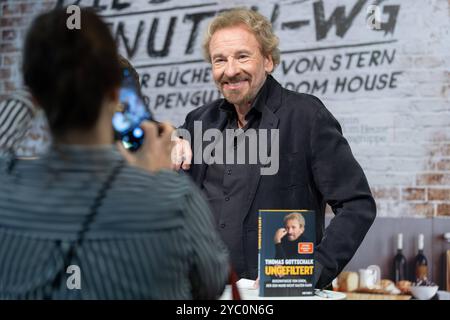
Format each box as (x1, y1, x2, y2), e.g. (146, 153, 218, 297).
(112, 67, 152, 152)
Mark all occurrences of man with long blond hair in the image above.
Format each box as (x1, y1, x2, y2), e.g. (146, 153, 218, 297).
(178, 8, 376, 289)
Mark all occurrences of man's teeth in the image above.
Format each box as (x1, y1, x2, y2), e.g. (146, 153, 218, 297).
(226, 80, 245, 84)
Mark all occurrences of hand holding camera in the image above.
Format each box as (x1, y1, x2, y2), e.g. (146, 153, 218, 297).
(117, 121, 174, 173)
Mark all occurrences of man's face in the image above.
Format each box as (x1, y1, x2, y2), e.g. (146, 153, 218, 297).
(209, 25, 274, 107)
(285, 219, 304, 241)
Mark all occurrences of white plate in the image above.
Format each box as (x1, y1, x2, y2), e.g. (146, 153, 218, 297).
(219, 285, 346, 300)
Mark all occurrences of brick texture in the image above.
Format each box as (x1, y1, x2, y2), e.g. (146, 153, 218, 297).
(372, 187, 400, 201)
(402, 188, 426, 201)
(436, 204, 450, 216)
(0, 0, 57, 98)
(0, 0, 449, 218)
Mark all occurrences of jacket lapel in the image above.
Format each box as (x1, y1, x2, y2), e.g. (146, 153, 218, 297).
(241, 76, 282, 220)
(241, 104, 280, 221)
(192, 110, 228, 185)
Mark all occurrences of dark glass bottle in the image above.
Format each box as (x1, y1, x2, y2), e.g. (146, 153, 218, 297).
(414, 233, 428, 281)
(393, 233, 407, 282)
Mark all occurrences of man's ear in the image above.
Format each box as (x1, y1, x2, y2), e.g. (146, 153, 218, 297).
(109, 87, 120, 103)
(105, 87, 120, 114)
(264, 54, 274, 74)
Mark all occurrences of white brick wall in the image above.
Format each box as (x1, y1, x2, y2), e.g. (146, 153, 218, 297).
(0, 0, 449, 217)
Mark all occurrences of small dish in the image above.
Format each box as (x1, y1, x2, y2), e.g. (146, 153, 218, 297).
(410, 285, 438, 300)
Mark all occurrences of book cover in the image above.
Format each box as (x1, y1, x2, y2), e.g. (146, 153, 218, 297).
(258, 209, 315, 297)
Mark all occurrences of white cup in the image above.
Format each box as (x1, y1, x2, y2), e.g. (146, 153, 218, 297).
(359, 265, 380, 289)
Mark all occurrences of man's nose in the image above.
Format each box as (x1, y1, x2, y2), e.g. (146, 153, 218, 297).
(224, 58, 239, 78)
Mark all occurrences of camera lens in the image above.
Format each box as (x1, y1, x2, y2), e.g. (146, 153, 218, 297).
(133, 127, 144, 138)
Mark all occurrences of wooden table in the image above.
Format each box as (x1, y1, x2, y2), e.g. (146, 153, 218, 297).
(344, 292, 411, 300)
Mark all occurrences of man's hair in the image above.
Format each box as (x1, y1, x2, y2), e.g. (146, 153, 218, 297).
(23, 8, 121, 137)
(283, 213, 305, 227)
(202, 8, 280, 68)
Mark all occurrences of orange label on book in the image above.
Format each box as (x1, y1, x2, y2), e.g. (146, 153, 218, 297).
(298, 242, 314, 254)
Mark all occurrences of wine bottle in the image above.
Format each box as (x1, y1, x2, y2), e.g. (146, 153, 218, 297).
(414, 233, 428, 281)
(393, 233, 407, 282)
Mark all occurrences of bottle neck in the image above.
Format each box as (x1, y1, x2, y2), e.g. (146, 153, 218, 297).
(418, 234, 424, 251)
(397, 234, 403, 250)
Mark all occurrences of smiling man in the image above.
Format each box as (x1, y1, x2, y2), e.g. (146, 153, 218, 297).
(208, 24, 273, 127)
(274, 213, 310, 260)
(179, 8, 376, 289)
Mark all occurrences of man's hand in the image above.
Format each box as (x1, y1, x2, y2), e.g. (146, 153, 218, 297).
(274, 228, 287, 244)
(253, 277, 259, 289)
(171, 135, 192, 171)
(117, 121, 174, 173)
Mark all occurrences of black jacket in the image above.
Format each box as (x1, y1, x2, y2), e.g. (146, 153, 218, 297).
(180, 75, 376, 288)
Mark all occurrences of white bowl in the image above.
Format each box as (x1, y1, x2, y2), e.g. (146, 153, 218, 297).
(410, 286, 439, 300)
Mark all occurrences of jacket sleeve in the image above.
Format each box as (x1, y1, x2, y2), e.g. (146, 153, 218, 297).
(309, 100, 376, 289)
(183, 181, 230, 299)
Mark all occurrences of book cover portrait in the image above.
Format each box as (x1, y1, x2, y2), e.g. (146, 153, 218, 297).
(258, 210, 315, 297)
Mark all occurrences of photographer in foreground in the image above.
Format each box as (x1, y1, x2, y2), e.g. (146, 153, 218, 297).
(0, 8, 229, 299)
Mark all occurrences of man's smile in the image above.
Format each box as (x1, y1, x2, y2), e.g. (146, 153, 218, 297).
(222, 79, 248, 90)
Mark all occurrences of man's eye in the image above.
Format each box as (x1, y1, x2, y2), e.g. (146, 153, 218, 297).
(238, 55, 249, 61)
(213, 58, 225, 64)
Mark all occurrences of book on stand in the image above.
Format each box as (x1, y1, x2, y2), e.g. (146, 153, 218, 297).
(258, 209, 315, 297)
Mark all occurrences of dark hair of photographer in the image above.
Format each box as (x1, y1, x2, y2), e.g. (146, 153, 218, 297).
(22, 7, 121, 137)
